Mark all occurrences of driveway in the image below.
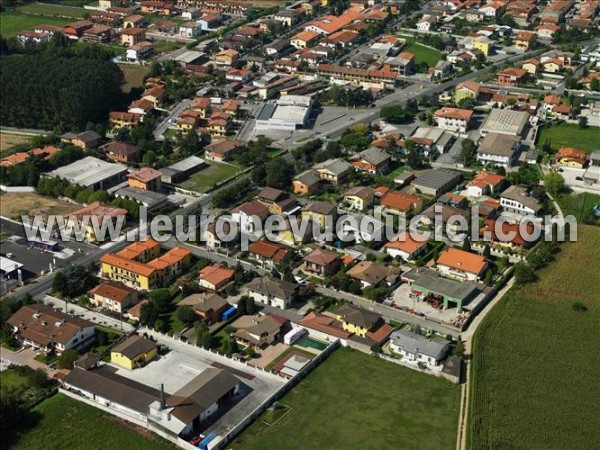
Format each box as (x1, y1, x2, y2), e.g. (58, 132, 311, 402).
(1, 347, 58, 376)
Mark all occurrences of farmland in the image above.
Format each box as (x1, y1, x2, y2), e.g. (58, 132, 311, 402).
(0, 192, 80, 219)
(18, 3, 85, 18)
(177, 161, 243, 192)
(468, 225, 600, 449)
(119, 64, 150, 92)
(536, 123, 599, 153)
(12, 394, 177, 450)
(0, 133, 31, 155)
(556, 191, 600, 227)
(0, 11, 71, 37)
(233, 348, 460, 450)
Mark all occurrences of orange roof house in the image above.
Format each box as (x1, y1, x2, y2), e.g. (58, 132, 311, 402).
(554, 147, 587, 168)
(248, 240, 292, 266)
(381, 191, 423, 215)
(384, 232, 428, 261)
(198, 264, 235, 291)
(436, 247, 488, 281)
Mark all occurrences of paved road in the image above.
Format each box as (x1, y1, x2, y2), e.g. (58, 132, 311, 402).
(153, 98, 192, 141)
(315, 286, 460, 337)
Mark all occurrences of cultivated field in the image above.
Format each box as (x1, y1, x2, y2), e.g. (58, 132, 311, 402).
(557, 192, 600, 227)
(18, 3, 86, 18)
(119, 64, 150, 92)
(0, 12, 71, 36)
(233, 348, 460, 450)
(0, 193, 80, 219)
(536, 123, 599, 153)
(12, 394, 177, 450)
(468, 225, 600, 449)
(0, 133, 31, 154)
(177, 162, 243, 192)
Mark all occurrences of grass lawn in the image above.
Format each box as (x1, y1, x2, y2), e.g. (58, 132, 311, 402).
(0, 192, 80, 219)
(556, 191, 600, 227)
(536, 123, 599, 153)
(0, 11, 71, 36)
(0, 133, 31, 155)
(178, 161, 242, 193)
(383, 164, 410, 181)
(398, 35, 443, 67)
(0, 368, 31, 392)
(152, 40, 183, 54)
(12, 394, 176, 450)
(119, 64, 150, 92)
(233, 348, 460, 450)
(468, 225, 600, 449)
(18, 3, 85, 18)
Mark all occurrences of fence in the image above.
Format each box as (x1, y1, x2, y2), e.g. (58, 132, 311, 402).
(212, 339, 340, 450)
(0, 184, 35, 193)
(373, 353, 460, 384)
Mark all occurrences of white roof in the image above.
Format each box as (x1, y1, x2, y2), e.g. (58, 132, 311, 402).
(271, 105, 309, 121)
(0, 256, 23, 273)
(47, 156, 127, 188)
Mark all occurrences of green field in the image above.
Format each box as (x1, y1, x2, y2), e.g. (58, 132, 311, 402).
(12, 394, 177, 450)
(556, 191, 600, 227)
(468, 225, 600, 449)
(536, 123, 599, 153)
(399, 35, 443, 67)
(233, 348, 460, 450)
(0, 11, 71, 36)
(178, 161, 243, 192)
(18, 3, 85, 18)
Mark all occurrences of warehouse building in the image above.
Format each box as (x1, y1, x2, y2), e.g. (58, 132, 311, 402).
(46, 156, 128, 191)
(255, 95, 312, 131)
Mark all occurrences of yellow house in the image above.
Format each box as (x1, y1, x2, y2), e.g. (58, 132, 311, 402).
(521, 59, 540, 75)
(335, 304, 381, 338)
(472, 37, 492, 57)
(342, 186, 375, 212)
(543, 59, 562, 73)
(301, 201, 337, 229)
(100, 239, 191, 290)
(110, 335, 158, 370)
(454, 81, 480, 103)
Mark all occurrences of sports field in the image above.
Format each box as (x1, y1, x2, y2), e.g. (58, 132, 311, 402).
(0, 11, 70, 37)
(468, 225, 600, 449)
(233, 348, 460, 450)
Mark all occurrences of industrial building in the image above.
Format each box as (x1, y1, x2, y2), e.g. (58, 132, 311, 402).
(255, 95, 312, 131)
(46, 156, 128, 191)
(412, 169, 462, 198)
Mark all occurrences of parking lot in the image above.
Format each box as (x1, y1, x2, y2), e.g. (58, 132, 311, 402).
(113, 329, 287, 437)
(391, 283, 464, 324)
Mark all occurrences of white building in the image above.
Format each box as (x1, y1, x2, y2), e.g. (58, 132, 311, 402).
(245, 276, 298, 309)
(500, 185, 542, 216)
(433, 107, 473, 133)
(389, 329, 450, 369)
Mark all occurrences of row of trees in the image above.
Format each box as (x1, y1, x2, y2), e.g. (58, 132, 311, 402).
(316, 86, 374, 108)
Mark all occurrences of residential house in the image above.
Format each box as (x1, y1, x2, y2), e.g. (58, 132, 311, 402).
(109, 111, 142, 128)
(454, 80, 480, 103)
(554, 147, 587, 169)
(100, 239, 191, 290)
(140, 1, 173, 15)
(82, 25, 112, 43)
(7, 304, 95, 354)
(314, 158, 352, 184)
(515, 31, 536, 51)
(293, 168, 322, 195)
(178, 292, 229, 323)
(198, 263, 236, 292)
(436, 247, 488, 282)
(127, 167, 162, 191)
(121, 27, 146, 46)
(380, 191, 424, 217)
(64, 20, 93, 39)
(389, 329, 450, 368)
(256, 187, 299, 215)
(416, 15, 436, 31)
(248, 240, 292, 268)
(466, 171, 507, 197)
(180, 21, 202, 37)
(480, 218, 537, 251)
(301, 248, 341, 277)
(334, 304, 393, 343)
(110, 334, 158, 370)
(100, 141, 140, 163)
(301, 201, 338, 229)
(66, 202, 127, 243)
(291, 30, 320, 49)
(215, 49, 239, 66)
(60, 131, 101, 149)
(497, 67, 528, 86)
(231, 200, 270, 234)
(246, 277, 298, 310)
(384, 232, 428, 261)
(477, 133, 520, 167)
(433, 107, 473, 133)
(342, 186, 375, 212)
(500, 185, 542, 216)
(231, 314, 286, 348)
(346, 261, 389, 289)
(89, 281, 139, 314)
(349, 147, 391, 174)
(521, 58, 541, 75)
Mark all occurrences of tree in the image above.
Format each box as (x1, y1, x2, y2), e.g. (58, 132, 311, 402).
(224, 334, 239, 355)
(544, 172, 565, 196)
(52, 271, 68, 297)
(142, 150, 157, 166)
(380, 105, 412, 124)
(149, 288, 173, 313)
(406, 147, 422, 169)
(460, 139, 477, 166)
(195, 321, 211, 348)
(265, 157, 294, 189)
(237, 297, 248, 316)
(57, 349, 79, 369)
(514, 262, 537, 285)
(590, 77, 600, 92)
(176, 306, 196, 327)
(483, 245, 491, 258)
(578, 116, 588, 129)
(140, 302, 159, 326)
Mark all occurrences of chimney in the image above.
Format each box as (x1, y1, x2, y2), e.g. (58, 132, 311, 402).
(160, 383, 165, 409)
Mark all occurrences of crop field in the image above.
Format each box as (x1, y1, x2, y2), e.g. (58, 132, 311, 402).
(0, 192, 80, 219)
(536, 123, 599, 153)
(557, 192, 600, 227)
(233, 348, 460, 450)
(18, 3, 86, 18)
(12, 394, 176, 450)
(0, 133, 31, 154)
(468, 225, 600, 449)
